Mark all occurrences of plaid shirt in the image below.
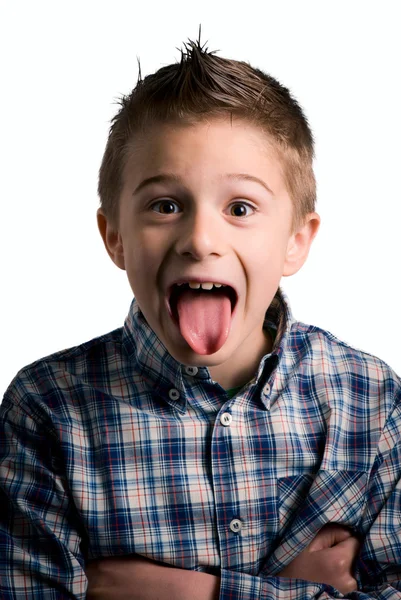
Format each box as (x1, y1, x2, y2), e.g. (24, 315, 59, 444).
(1, 288, 401, 599)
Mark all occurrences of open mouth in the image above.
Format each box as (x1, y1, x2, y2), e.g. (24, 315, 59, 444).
(168, 283, 238, 325)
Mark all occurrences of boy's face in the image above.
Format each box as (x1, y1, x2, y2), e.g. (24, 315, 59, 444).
(98, 117, 319, 388)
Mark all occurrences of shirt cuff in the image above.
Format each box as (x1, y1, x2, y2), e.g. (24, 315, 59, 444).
(219, 569, 340, 600)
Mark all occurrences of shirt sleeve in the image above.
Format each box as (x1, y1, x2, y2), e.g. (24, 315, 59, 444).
(0, 389, 87, 599)
(219, 392, 401, 600)
(219, 571, 401, 599)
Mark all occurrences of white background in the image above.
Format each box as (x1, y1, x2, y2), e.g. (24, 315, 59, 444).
(1, 1, 400, 398)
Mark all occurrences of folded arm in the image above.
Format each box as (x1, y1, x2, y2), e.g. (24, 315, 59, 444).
(85, 524, 360, 600)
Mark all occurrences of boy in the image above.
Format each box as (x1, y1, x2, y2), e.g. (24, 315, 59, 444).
(1, 33, 400, 599)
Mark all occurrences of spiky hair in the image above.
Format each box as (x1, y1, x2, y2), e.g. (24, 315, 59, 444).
(98, 26, 316, 230)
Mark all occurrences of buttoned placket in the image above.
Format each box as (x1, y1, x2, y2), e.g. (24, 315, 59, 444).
(211, 400, 248, 570)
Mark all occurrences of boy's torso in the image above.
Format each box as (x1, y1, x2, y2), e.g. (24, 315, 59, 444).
(2, 289, 399, 578)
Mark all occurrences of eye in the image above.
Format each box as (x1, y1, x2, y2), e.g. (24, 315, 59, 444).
(229, 202, 256, 218)
(150, 199, 181, 214)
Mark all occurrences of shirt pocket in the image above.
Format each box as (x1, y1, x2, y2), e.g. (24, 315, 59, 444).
(262, 469, 368, 576)
(277, 472, 315, 531)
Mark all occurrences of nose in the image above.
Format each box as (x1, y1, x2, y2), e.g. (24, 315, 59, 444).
(175, 206, 224, 260)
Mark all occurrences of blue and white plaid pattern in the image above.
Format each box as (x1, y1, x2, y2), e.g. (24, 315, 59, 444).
(1, 288, 401, 599)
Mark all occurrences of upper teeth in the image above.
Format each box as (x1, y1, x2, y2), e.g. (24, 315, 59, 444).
(177, 281, 225, 290)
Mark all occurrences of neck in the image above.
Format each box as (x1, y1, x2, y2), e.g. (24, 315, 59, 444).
(209, 328, 272, 390)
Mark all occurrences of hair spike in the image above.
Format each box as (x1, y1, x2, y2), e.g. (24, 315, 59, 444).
(136, 56, 142, 84)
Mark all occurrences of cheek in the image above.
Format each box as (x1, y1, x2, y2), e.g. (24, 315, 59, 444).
(122, 230, 165, 281)
(245, 231, 288, 271)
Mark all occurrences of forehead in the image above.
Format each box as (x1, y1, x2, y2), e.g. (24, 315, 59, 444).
(123, 117, 287, 196)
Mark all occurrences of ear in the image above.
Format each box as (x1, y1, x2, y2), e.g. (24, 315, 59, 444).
(97, 209, 126, 270)
(283, 212, 320, 277)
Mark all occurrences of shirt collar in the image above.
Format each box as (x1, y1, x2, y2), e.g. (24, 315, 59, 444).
(122, 286, 295, 408)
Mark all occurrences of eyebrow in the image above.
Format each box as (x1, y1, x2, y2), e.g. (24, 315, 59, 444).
(132, 172, 274, 196)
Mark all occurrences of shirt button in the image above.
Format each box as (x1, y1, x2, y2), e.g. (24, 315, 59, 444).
(220, 412, 232, 427)
(184, 366, 198, 376)
(263, 383, 271, 396)
(229, 519, 242, 533)
(168, 388, 180, 401)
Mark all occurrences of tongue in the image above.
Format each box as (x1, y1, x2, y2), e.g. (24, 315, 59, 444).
(176, 289, 232, 355)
